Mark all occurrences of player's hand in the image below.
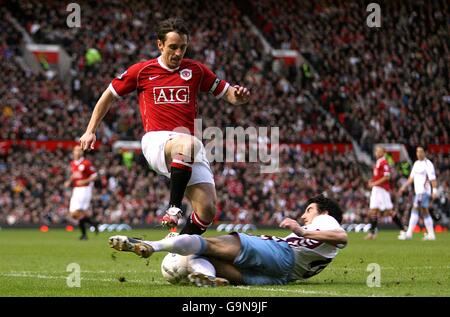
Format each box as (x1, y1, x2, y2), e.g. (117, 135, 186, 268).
(398, 187, 404, 195)
(233, 85, 250, 105)
(64, 180, 71, 188)
(432, 191, 438, 200)
(77, 179, 87, 186)
(80, 131, 96, 151)
(368, 181, 374, 189)
(279, 218, 304, 236)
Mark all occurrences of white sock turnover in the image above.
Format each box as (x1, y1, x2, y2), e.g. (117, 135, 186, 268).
(145, 234, 206, 255)
(406, 209, 419, 236)
(190, 256, 216, 277)
(423, 215, 435, 237)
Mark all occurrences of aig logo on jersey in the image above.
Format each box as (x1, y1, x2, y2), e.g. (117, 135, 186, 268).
(179, 69, 192, 81)
(154, 86, 190, 104)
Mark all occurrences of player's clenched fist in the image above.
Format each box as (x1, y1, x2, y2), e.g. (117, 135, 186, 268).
(279, 218, 305, 236)
(79, 131, 96, 151)
(233, 85, 250, 104)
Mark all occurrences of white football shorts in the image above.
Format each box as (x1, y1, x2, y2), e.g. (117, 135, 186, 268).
(69, 185, 93, 213)
(369, 186, 393, 211)
(141, 131, 214, 186)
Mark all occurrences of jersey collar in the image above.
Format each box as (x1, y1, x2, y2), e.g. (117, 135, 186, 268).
(157, 56, 180, 72)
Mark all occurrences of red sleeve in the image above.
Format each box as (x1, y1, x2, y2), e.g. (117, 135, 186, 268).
(198, 63, 230, 99)
(85, 160, 97, 177)
(109, 62, 144, 98)
(382, 161, 390, 176)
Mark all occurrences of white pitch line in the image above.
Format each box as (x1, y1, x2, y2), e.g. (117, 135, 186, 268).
(1, 272, 343, 296)
(0, 272, 167, 285)
(234, 285, 338, 296)
(3, 270, 158, 274)
(1, 272, 330, 294)
(0, 272, 341, 295)
(329, 266, 450, 271)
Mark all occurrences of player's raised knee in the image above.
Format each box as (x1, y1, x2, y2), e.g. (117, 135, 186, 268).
(199, 200, 216, 220)
(172, 135, 203, 161)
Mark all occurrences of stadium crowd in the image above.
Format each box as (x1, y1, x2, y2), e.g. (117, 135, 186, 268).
(3, 0, 349, 144)
(245, 0, 449, 152)
(1, 1, 448, 227)
(0, 145, 448, 227)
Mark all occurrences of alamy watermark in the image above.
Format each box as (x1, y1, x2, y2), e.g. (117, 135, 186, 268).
(66, 263, 81, 287)
(173, 119, 280, 173)
(366, 263, 381, 287)
(66, 3, 381, 29)
(366, 3, 381, 28)
(66, 3, 81, 28)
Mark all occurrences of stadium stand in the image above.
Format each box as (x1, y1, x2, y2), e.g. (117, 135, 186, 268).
(3, 0, 350, 143)
(1, 145, 448, 227)
(243, 0, 449, 152)
(0, 1, 448, 228)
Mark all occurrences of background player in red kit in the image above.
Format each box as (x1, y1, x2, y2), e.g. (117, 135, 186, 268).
(65, 145, 99, 240)
(365, 145, 407, 240)
(79, 18, 250, 235)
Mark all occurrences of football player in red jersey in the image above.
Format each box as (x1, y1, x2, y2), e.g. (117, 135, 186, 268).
(80, 18, 250, 236)
(365, 146, 407, 240)
(65, 145, 99, 240)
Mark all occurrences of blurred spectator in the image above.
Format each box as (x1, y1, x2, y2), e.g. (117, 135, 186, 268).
(1, 146, 447, 226)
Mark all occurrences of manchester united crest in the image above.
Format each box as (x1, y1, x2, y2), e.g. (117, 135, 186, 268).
(180, 68, 192, 81)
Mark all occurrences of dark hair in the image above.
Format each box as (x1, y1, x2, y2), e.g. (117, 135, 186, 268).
(305, 194, 343, 224)
(156, 18, 189, 43)
(416, 145, 426, 152)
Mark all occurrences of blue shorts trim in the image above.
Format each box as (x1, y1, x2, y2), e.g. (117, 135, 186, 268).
(414, 194, 431, 209)
(232, 233, 295, 285)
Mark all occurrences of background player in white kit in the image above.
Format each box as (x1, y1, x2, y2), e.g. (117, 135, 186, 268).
(365, 146, 407, 240)
(109, 195, 348, 286)
(65, 145, 99, 240)
(398, 147, 438, 241)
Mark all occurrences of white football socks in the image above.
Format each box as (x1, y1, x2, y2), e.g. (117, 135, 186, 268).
(406, 209, 419, 236)
(190, 256, 216, 277)
(423, 215, 435, 238)
(145, 234, 206, 256)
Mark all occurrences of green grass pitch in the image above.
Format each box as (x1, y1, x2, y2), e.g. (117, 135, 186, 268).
(0, 228, 449, 296)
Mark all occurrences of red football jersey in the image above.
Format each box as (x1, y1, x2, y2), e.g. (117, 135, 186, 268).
(109, 56, 229, 134)
(372, 157, 391, 191)
(70, 158, 97, 187)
